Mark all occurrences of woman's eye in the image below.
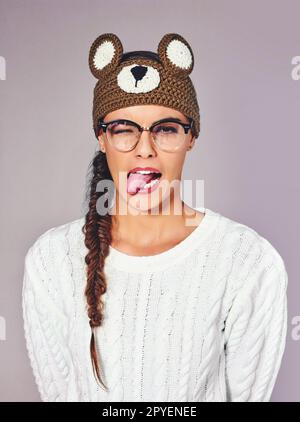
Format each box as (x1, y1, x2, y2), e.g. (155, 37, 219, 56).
(113, 129, 132, 134)
(155, 125, 177, 133)
(109, 124, 134, 134)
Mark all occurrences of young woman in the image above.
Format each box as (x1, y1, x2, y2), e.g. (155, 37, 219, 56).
(22, 33, 288, 402)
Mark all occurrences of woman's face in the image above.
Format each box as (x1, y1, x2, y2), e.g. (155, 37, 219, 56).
(97, 104, 196, 214)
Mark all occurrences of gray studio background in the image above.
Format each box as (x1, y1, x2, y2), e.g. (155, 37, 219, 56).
(0, 0, 299, 401)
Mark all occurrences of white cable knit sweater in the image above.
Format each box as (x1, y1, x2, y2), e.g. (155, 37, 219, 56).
(22, 207, 288, 402)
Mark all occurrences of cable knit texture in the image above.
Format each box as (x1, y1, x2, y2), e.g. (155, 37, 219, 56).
(21, 207, 288, 402)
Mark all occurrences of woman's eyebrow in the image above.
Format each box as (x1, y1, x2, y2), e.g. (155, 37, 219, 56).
(152, 117, 185, 124)
(107, 117, 186, 125)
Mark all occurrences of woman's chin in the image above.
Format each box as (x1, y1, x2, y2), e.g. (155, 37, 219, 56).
(127, 191, 163, 214)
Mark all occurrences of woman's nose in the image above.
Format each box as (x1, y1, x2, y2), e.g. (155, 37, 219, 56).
(134, 129, 157, 157)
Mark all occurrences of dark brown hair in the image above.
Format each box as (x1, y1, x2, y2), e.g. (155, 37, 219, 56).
(81, 148, 112, 390)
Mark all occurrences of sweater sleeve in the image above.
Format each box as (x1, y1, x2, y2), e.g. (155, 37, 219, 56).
(223, 239, 288, 402)
(22, 233, 73, 402)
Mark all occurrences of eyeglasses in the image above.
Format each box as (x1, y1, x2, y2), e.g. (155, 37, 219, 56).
(96, 117, 194, 152)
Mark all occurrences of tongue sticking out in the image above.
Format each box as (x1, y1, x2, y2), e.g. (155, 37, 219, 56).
(127, 173, 157, 195)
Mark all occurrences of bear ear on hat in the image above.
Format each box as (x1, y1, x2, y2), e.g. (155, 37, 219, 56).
(157, 33, 194, 77)
(88, 33, 123, 80)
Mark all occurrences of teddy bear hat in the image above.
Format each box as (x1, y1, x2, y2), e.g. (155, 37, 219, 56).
(88, 33, 200, 139)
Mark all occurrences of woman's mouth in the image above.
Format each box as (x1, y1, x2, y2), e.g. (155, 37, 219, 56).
(127, 171, 162, 195)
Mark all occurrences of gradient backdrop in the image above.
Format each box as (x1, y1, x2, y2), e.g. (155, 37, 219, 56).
(0, 0, 299, 401)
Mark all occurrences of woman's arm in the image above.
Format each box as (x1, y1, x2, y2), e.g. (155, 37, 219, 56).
(22, 233, 73, 402)
(223, 239, 288, 402)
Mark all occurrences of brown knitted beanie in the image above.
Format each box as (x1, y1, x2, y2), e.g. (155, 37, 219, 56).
(88, 33, 200, 139)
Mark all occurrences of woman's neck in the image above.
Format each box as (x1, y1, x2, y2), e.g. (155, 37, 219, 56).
(109, 201, 204, 255)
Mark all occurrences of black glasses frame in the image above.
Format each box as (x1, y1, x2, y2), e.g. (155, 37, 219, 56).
(96, 117, 194, 137)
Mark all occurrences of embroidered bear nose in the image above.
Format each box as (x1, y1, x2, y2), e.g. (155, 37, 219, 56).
(131, 65, 148, 87)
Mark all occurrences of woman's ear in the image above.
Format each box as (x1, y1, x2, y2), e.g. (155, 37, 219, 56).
(98, 134, 106, 154)
(187, 136, 196, 151)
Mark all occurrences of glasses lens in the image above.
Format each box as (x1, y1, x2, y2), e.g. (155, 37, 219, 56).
(106, 121, 139, 151)
(152, 122, 186, 152)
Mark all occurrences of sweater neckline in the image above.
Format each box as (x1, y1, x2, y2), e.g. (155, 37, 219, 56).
(105, 207, 220, 273)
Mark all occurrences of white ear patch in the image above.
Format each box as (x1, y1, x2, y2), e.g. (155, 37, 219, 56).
(117, 64, 160, 93)
(166, 39, 192, 70)
(93, 40, 115, 70)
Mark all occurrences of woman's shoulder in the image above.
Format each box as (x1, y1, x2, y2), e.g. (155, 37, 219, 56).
(25, 216, 86, 266)
(206, 207, 287, 273)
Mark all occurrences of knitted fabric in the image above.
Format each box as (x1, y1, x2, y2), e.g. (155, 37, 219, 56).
(22, 207, 288, 401)
(88, 33, 201, 138)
